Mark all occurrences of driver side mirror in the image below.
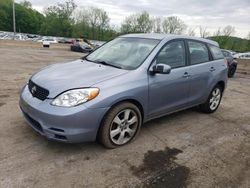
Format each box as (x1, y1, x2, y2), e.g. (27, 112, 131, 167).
(151, 63, 171, 74)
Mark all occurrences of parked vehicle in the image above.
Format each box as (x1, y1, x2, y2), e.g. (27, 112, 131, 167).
(58, 38, 74, 44)
(221, 49, 237, 77)
(238, 52, 250, 59)
(42, 40, 50, 48)
(19, 34, 227, 148)
(70, 39, 94, 53)
(70, 42, 93, 53)
(38, 38, 58, 43)
(27, 34, 40, 39)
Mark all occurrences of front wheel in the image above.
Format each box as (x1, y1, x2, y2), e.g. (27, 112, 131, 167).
(200, 86, 222, 113)
(98, 102, 142, 149)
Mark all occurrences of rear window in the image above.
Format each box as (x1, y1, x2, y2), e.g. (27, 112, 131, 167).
(222, 51, 229, 57)
(209, 45, 224, 60)
(188, 41, 209, 65)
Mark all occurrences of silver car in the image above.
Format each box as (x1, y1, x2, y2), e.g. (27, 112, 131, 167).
(19, 34, 227, 148)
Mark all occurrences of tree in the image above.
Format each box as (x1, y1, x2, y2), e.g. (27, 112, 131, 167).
(19, 0, 32, 9)
(213, 28, 221, 37)
(136, 11, 153, 33)
(87, 7, 110, 39)
(199, 26, 210, 38)
(222, 25, 235, 37)
(0, 0, 44, 34)
(212, 25, 236, 49)
(40, 0, 77, 37)
(187, 27, 196, 36)
(73, 7, 112, 40)
(121, 15, 138, 33)
(0, 0, 12, 31)
(152, 17, 162, 33)
(162, 16, 186, 34)
(120, 11, 153, 33)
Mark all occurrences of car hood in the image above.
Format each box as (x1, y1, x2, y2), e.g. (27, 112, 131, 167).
(31, 59, 128, 98)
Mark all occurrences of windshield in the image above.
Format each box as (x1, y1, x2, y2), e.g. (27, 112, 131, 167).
(86, 37, 159, 70)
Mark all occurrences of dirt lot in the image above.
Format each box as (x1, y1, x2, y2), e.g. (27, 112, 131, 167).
(0, 40, 250, 188)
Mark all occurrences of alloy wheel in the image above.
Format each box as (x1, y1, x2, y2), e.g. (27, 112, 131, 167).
(209, 88, 221, 110)
(109, 109, 138, 145)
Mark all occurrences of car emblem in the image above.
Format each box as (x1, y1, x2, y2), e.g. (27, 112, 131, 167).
(31, 86, 37, 94)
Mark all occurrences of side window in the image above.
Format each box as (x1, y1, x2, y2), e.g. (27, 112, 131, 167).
(188, 41, 209, 65)
(156, 41, 186, 68)
(209, 45, 224, 60)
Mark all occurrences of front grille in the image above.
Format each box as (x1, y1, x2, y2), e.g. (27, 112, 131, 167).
(28, 80, 49, 101)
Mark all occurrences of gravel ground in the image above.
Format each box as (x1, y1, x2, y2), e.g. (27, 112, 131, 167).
(0, 40, 250, 188)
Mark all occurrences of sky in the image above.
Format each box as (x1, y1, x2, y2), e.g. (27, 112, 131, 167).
(16, 0, 250, 38)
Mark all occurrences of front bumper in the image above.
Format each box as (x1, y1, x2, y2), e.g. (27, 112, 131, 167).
(19, 85, 109, 143)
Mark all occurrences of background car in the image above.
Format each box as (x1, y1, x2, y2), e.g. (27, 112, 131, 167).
(238, 52, 250, 59)
(58, 38, 74, 44)
(38, 38, 58, 43)
(70, 39, 94, 53)
(70, 42, 93, 53)
(221, 49, 237, 77)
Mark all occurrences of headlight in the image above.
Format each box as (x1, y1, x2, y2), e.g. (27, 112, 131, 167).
(51, 88, 99, 107)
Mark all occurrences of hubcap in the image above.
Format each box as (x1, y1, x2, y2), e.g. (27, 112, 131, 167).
(110, 109, 138, 145)
(209, 88, 221, 110)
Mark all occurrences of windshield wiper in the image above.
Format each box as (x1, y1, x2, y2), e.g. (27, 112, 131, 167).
(95, 60, 122, 69)
(82, 57, 123, 69)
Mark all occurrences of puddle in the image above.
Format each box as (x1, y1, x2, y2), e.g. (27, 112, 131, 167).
(130, 147, 190, 188)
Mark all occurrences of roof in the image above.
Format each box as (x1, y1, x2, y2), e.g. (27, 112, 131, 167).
(121, 33, 219, 47)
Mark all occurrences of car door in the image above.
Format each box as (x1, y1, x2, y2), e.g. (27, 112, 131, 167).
(186, 40, 214, 105)
(148, 40, 191, 118)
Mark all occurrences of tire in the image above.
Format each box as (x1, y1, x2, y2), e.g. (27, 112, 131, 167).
(228, 66, 236, 78)
(98, 102, 142, 149)
(200, 85, 222, 113)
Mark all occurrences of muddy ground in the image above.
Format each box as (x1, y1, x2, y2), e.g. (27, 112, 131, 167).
(0, 40, 250, 188)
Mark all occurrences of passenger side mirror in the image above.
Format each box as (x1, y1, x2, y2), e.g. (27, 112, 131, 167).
(151, 64, 171, 74)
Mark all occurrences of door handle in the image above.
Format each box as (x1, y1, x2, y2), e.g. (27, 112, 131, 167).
(182, 72, 190, 78)
(210, 67, 216, 72)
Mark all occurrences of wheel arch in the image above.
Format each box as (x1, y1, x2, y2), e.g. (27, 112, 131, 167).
(96, 98, 145, 140)
(216, 80, 225, 93)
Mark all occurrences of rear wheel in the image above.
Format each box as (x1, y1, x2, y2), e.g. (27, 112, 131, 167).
(98, 102, 142, 149)
(228, 66, 236, 78)
(200, 85, 222, 113)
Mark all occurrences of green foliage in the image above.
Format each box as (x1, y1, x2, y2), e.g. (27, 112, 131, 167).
(15, 4, 44, 33)
(0, 0, 44, 34)
(0, 0, 13, 31)
(120, 11, 153, 33)
(19, 0, 32, 8)
(162, 16, 186, 34)
(39, 0, 76, 37)
(73, 7, 116, 40)
(210, 36, 250, 52)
